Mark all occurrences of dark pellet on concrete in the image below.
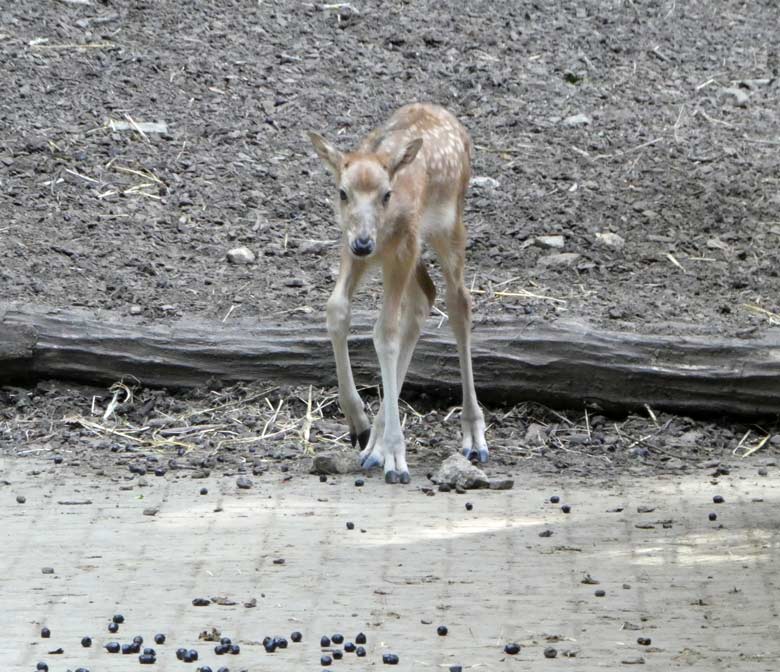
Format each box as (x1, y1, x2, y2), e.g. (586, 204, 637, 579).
(504, 643, 521, 655)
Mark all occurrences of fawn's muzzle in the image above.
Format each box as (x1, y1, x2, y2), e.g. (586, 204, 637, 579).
(351, 237, 375, 257)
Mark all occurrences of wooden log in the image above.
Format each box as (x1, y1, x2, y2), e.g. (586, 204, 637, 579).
(1, 302, 779, 417)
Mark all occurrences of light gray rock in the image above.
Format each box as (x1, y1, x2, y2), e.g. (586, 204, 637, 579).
(310, 452, 363, 475)
(721, 86, 749, 107)
(525, 423, 547, 444)
(431, 453, 489, 489)
(227, 246, 256, 264)
(562, 113, 591, 127)
(596, 232, 625, 249)
(534, 235, 565, 249)
(469, 175, 500, 190)
(537, 252, 581, 268)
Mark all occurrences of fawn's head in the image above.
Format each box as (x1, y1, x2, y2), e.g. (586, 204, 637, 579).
(308, 132, 422, 259)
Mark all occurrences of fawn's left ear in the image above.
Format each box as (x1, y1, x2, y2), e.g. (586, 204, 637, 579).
(307, 132, 343, 177)
(388, 138, 423, 180)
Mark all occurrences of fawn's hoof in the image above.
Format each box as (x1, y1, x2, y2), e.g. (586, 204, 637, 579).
(385, 470, 399, 484)
(351, 428, 371, 450)
(463, 447, 490, 464)
(361, 453, 383, 470)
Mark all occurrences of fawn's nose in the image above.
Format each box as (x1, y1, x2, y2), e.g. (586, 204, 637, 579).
(351, 237, 375, 257)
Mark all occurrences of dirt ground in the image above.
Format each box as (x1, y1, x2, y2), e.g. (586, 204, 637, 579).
(3, 455, 780, 671)
(2, 1, 780, 666)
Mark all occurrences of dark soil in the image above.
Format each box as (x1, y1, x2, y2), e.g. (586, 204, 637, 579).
(1, 1, 779, 477)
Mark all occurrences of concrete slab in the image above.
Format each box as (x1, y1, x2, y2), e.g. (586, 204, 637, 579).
(2, 456, 779, 671)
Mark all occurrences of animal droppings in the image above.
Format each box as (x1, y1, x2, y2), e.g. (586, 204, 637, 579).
(356, 646, 367, 657)
(106, 642, 120, 653)
(561, 505, 571, 513)
(154, 633, 166, 645)
(355, 632, 367, 644)
(81, 636, 92, 648)
(320, 636, 331, 647)
(504, 643, 521, 655)
(383, 653, 400, 665)
(291, 631, 302, 643)
(321, 655, 333, 666)
(544, 646, 558, 658)
(550, 495, 560, 503)
(437, 625, 448, 636)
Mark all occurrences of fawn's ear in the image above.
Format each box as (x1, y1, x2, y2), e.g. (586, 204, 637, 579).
(388, 137, 423, 180)
(307, 132, 343, 176)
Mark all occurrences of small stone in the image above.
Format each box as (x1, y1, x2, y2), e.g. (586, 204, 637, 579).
(354, 478, 365, 487)
(596, 231, 625, 249)
(539, 529, 553, 537)
(758, 467, 768, 476)
(537, 252, 581, 269)
(16, 495, 26, 504)
(562, 112, 591, 127)
(595, 589, 606, 597)
(311, 452, 363, 475)
(637, 637, 652, 646)
(319, 474, 328, 483)
(488, 479, 514, 490)
(431, 453, 489, 489)
(544, 647, 558, 658)
(192, 597, 211, 606)
(227, 246, 255, 264)
(721, 86, 749, 107)
(142, 506, 159, 516)
(534, 235, 565, 249)
(504, 643, 521, 655)
(273, 558, 285, 565)
(469, 175, 500, 189)
(236, 476, 253, 489)
(41, 567, 54, 574)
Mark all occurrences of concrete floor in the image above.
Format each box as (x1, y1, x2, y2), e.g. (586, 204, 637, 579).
(2, 455, 779, 671)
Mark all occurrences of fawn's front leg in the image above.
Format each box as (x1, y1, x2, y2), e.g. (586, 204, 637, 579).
(326, 251, 370, 448)
(362, 254, 416, 484)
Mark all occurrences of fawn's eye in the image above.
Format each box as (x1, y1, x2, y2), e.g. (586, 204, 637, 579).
(339, 188, 348, 202)
(382, 190, 392, 205)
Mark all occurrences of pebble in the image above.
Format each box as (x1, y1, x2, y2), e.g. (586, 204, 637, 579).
(596, 231, 625, 249)
(227, 246, 256, 264)
(562, 112, 591, 127)
(544, 646, 558, 658)
(504, 643, 521, 655)
(637, 637, 652, 646)
(537, 252, 581, 269)
(16, 495, 26, 504)
(437, 625, 448, 636)
(193, 597, 211, 606)
(534, 235, 565, 249)
(382, 653, 400, 665)
(236, 476, 253, 489)
(595, 589, 606, 597)
(319, 474, 328, 482)
(758, 467, 768, 476)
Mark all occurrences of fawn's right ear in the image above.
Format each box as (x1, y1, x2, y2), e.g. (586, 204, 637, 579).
(307, 132, 343, 177)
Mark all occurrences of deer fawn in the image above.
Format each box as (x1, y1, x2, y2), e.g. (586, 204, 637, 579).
(308, 103, 488, 484)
